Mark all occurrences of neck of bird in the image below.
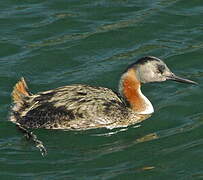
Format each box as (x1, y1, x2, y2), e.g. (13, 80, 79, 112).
(119, 68, 154, 115)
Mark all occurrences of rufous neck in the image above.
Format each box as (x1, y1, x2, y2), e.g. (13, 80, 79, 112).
(119, 68, 154, 114)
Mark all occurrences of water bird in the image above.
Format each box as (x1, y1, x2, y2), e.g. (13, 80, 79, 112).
(10, 56, 197, 130)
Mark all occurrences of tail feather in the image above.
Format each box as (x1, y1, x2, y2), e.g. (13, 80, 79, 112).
(12, 77, 31, 103)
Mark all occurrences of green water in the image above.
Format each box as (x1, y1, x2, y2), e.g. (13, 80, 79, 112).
(0, 0, 203, 179)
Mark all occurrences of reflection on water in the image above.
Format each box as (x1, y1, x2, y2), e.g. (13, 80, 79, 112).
(136, 132, 159, 143)
(136, 112, 203, 143)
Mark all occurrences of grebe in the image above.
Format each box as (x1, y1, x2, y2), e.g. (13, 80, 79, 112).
(10, 56, 197, 130)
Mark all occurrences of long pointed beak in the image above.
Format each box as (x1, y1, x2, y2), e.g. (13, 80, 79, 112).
(166, 74, 198, 85)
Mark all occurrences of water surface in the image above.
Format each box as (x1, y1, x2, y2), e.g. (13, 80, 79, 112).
(0, 0, 203, 179)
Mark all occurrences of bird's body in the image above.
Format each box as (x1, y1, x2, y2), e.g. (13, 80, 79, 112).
(10, 56, 197, 130)
(10, 81, 149, 130)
